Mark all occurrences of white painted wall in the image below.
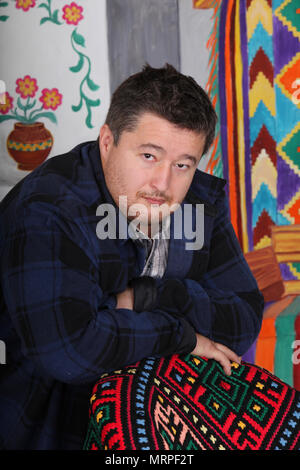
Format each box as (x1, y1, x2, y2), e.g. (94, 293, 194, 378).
(178, 1, 215, 170)
(178, 0, 214, 89)
(0, 0, 110, 200)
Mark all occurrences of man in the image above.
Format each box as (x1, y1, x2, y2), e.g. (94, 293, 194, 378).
(0, 64, 264, 450)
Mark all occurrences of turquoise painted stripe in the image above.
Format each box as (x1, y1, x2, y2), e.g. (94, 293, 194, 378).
(250, 101, 276, 145)
(274, 297, 300, 387)
(248, 22, 274, 64)
(275, 84, 300, 142)
(277, 212, 291, 225)
(252, 183, 277, 226)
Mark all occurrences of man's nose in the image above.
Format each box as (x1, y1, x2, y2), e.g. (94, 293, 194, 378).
(150, 163, 172, 193)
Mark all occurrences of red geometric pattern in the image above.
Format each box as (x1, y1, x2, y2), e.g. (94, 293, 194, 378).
(83, 355, 300, 450)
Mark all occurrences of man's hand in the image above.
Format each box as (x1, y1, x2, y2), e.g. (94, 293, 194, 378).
(191, 333, 241, 376)
(116, 286, 134, 310)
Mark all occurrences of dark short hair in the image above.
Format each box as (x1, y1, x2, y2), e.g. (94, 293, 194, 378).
(105, 63, 217, 156)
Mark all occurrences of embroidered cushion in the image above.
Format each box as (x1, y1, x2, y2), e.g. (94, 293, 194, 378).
(83, 354, 300, 450)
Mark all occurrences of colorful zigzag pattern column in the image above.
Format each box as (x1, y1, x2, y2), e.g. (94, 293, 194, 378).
(209, 0, 253, 253)
(197, 0, 299, 258)
(247, 0, 278, 251)
(273, 0, 300, 282)
(195, 0, 254, 253)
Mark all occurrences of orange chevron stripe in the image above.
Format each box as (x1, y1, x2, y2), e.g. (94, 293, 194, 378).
(193, 0, 219, 8)
(206, 154, 221, 175)
(205, 134, 220, 174)
(207, 54, 218, 92)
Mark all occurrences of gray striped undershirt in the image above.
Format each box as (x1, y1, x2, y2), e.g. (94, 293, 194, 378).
(131, 223, 170, 278)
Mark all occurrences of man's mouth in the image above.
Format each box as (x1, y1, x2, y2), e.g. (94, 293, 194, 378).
(142, 196, 166, 206)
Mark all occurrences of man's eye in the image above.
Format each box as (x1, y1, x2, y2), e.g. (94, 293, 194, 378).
(176, 163, 189, 170)
(143, 153, 155, 161)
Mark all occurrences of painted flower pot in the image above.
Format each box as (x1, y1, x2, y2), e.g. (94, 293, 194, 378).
(7, 122, 53, 171)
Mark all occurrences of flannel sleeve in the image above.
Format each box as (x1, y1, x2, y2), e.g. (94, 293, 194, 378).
(0, 205, 196, 385)
(182, 191, 264, 356)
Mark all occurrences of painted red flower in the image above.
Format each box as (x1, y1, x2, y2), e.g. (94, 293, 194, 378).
(16, 75, 38, 99)
(15, 0, 36, 12)
(0, 92, 13, 114)
(62, 2, 83, 25)
(39, 88, 63, 110)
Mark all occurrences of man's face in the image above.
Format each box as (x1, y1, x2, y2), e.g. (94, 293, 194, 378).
(99, 112, 206, 235)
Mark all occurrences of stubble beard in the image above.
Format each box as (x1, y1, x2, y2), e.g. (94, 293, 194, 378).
(104, 160, 175, 236)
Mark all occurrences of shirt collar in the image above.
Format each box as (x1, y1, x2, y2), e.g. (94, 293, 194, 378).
(129, 214, 171, 240)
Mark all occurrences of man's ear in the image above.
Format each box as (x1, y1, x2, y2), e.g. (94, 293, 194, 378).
(99, 124, 114, 163)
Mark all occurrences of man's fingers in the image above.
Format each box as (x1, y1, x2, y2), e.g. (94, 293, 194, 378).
(215, 343, 241, 365)
(213, 343, 242, 376)
(191, 334, 241, 376)
(211, 348, 232, 376)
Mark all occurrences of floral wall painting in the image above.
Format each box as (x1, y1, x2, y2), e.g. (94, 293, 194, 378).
(5, 0, 101, 130)
(0, 75, 62, 170)
(38, 1, 101, 129)
(0, 0, 110, 199)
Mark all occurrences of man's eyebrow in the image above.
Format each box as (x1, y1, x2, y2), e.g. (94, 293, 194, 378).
(183, 155, 198, 166)
(138, 143, 198, 165)
(138, 143, 164, 152)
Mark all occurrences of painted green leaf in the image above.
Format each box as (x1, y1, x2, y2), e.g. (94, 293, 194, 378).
(26, 99, 37, 111)
(0, 2, 9, 7)
(69, 55, 84, 73)
(17, 97, 28, 112)
(40, 16, 52, 25)
(38, 3, 49, 10)
(52, 9, 62, 24)
(85, 107, 93, 129)
(31, 112, 57, 124)
(86, 77, 100, 91)
(0, 115, 16, 123)
(85, 97, 100, 107)
(72, 102, 83, 112)
(0, 15, 8, 21)
(73, 29, 85, 47)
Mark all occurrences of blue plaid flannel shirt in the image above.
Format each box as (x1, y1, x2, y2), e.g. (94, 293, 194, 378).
(0, 140, 264, 449)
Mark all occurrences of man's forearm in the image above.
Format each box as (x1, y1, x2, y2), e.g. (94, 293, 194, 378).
(183, 278, 264, 356)
(128, 275, 263, 356)
(120, 279, 243, 375)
